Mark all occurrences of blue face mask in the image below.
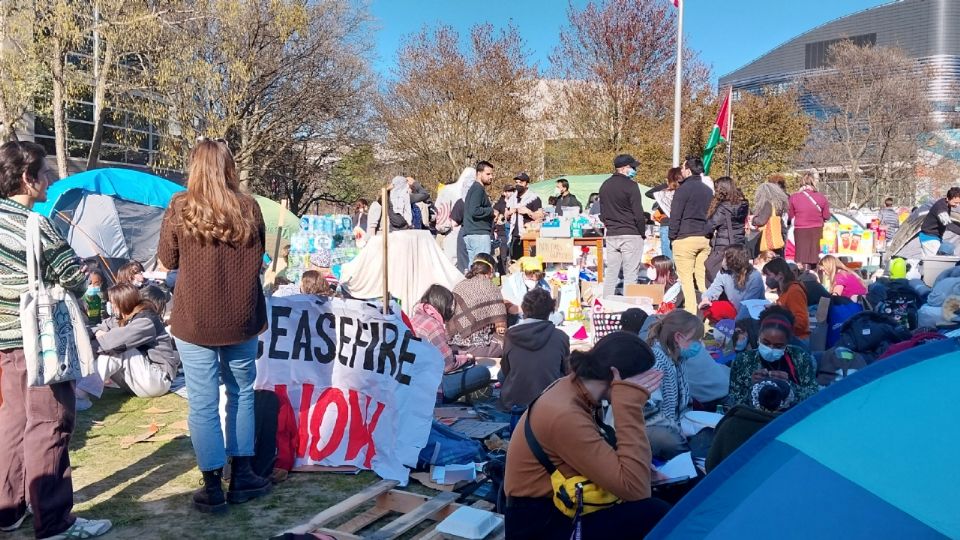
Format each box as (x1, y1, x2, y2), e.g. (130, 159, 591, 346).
(86, 286, 100, 296)
(734, 337, 748, 352)
(758, 344, 785, 362)
(680, 341, 703, 360)
(625, 168, 637, 179)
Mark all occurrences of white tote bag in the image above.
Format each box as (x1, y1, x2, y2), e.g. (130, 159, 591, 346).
(20, 212, 94, 386)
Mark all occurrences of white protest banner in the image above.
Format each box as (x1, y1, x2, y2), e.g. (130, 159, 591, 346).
(254, 295, 443, 484)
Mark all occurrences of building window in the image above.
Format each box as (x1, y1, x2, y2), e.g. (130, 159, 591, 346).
(805, 34, 877, 69)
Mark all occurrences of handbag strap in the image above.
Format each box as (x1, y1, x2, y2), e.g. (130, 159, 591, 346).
(523, 399, 558, 475)
(25, 213, 46, 296)
(801, 190, 823, 214)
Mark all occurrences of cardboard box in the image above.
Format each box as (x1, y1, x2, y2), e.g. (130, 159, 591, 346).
(624, 283, 665, 305)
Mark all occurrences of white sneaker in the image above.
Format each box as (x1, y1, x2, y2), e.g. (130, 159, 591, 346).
(0, 505, 30, 532)
(40, 517, 112, 539)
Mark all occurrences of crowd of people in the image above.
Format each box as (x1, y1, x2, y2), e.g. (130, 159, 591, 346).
(1, 132, 956, 540)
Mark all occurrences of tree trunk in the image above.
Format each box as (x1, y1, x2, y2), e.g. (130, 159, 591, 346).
(86, 40, 114, 170)
(51, 37, 69, 179)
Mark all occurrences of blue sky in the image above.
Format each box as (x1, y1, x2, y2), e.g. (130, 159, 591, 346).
(370, 0, 889, 82)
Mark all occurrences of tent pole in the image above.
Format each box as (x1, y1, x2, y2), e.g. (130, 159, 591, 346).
(54, 210, 118, 283)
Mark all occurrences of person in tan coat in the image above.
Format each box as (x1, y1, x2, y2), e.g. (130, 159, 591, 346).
(503, 331, 671, 539)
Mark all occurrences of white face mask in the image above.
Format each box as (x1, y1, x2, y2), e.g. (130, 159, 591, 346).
(646, 267, 657, 281)
(524, 278, 538, 289)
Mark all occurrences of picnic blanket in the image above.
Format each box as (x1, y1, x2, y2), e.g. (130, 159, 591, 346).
(339, 230, 464, 310)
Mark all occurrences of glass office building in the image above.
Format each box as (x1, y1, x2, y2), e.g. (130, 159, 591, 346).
(719, 0, 960, 129)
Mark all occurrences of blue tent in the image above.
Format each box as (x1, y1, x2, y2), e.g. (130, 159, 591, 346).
(650, 338, 960, 539)
(34, 168, 183, 270)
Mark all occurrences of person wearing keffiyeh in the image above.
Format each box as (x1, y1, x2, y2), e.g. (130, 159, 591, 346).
(448, 253, 507, 358)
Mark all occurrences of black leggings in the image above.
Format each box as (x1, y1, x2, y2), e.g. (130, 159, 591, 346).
(505, 496, 671, 539)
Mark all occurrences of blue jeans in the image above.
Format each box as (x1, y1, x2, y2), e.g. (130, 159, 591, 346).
(463, 234, 492, 267)
(660, 225, 672, 258)
(176, 336, 258, 471)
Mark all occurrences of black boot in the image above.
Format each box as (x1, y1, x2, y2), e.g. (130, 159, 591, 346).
(193, 469, 227, 514)
(227, 456, 272, 504)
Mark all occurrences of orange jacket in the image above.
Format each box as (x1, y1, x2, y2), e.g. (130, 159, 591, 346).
(778, 281, 810, 339)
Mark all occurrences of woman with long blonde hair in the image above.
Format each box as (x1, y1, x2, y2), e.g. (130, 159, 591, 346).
(158, 138, 269, 513)
(817, 255, 866, 299)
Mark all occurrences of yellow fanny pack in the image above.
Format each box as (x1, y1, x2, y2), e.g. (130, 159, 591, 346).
(524, 401, 621, 518)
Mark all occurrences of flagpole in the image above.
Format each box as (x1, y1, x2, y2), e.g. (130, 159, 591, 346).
(725, 87, 733, 178)
(671, 0, 684, 167)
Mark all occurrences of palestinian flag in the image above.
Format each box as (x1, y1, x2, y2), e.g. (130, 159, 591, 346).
(703, 87, 732, 175)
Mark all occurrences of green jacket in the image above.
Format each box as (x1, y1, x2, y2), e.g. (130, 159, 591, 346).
(728, 345, 819, 407)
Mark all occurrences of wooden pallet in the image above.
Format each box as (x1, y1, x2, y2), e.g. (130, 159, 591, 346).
(285, 480, 505, 540)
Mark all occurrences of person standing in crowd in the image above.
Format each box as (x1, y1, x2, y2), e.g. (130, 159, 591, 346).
(817, 255, 867, 299)
(407, 177, 432, 230)
(669, 156, 713, 314)
(492, 185, 515, 274)
(505, 172, 542, 261)
(158, 139, 271, 513)
(504, 332, 669, 539)
(367, 178, 413, 235)
(752, 175, 790, 257)
(878, 197, 900, 242)
(699, 245, 766, 322)
(462, 161, 495, 265)
(353, 199, 369, 233)
(788, 173, 830, 270)
(646, 167, 681, 258)
(553, 178, 582, 214)
(0, 142, 113, 539)
(762, 258, 810, 341)
(587, 192, 601, 215)
(435, 167, 475, 269)
(499, 288, 570, 411)
(919, 187, 960, 256)
(599, 154, 646, 298)
(448, 254, 507, 358)
(728, 306, 818, 407)
(704, 176, 748, 283)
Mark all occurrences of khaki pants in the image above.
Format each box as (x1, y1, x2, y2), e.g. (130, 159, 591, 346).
(673, 236, 711, 314)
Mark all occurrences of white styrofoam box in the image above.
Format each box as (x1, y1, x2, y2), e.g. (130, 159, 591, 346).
(435, 506, 503, 540)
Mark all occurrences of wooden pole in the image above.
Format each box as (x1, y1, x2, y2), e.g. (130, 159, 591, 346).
(381, 187, 389, 315)
(270, 199, 289, 273)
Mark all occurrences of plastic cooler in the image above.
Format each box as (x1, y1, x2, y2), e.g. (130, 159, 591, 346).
(921, 255, 960, 287)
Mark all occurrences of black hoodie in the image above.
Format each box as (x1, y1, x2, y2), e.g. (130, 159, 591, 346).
(498, 319, 570, 410)
(705, 404, 778, 472)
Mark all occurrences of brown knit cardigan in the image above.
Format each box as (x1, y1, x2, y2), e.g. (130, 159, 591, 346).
(447, 275, 507, 340)
(157, 194, 268, 346)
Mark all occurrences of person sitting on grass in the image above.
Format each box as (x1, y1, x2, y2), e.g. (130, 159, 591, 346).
(410, 284, 490, 402)
(619, 308, 649, 337)
(762, 257, 810, 340)
(501, 256, 552, 321)
(300, 270, 332, 297)
(698, 245, 765, 322)
(85, 283, 180, 399)
(499, 288, 570, 411)
(448, 253, 508, 358)
(503, 332, 669, 539)
(706, 378, 792, 472)
(116, 259, 146, 287)
(728, 306, 818, 407)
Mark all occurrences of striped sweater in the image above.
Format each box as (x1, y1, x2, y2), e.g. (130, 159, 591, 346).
(0, 198, 86, 351)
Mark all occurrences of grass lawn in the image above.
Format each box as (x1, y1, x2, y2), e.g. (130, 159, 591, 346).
(7, 389, 380, 540)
